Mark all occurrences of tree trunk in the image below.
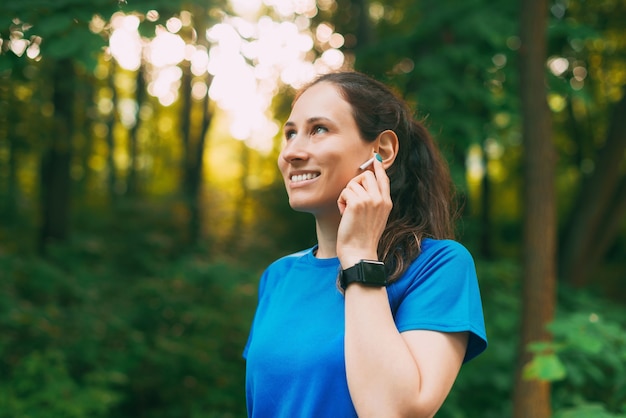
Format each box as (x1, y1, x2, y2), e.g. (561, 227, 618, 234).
(352, 0, 375, 48)
(75, 72, 95, 201)
(179, 57, 214, 245)
(39, 58, 75, 253)
(559, 92, 626, 286)
(6, 126, 18, 222)
(179, 61, 196, 244)
(583, 178, 626, 284)
(0, 74, 17, 221)
(106, 58, 120, 203)
(513, 0, 556, 417)
(193, 72, 214, 244)
(127, 64, 146, 197)
(229, 140, 250, 249)
(480, 150, 493, 259)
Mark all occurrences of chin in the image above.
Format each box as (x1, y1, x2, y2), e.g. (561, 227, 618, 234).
(288, 200, 314, 213)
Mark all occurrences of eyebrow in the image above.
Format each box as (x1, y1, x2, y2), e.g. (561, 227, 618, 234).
(284, 116, 333, 129)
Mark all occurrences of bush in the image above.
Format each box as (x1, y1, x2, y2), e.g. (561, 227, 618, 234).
(437, 259, 626, 418)
(0, 240, 258, 418)
(544, 287, 626, 417)
(1, 201, 623, 417)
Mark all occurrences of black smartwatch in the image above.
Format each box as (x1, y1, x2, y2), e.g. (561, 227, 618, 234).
(340, 260, 387, 290)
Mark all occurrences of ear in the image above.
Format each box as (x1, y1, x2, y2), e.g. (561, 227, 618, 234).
(376, 130, 399, 169)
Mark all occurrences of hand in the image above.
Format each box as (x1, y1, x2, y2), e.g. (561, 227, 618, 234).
(336, 154, 392, 269)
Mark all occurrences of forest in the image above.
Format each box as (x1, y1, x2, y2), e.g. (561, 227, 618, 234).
(1, 0, 625, 417)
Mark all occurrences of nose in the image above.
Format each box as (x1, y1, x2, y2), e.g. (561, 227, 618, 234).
(280, 133, 309, 164)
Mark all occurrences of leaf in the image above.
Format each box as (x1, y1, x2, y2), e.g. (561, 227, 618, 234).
(554, 403, 626, 418)
(527, 340, 559, 353)
(33, 14, 75, 37)
(522, 353, 567, 382)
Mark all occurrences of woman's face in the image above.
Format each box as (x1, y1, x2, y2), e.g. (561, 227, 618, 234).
(278, 82, 374, 217)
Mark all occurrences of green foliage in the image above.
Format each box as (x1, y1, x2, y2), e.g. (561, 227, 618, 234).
(0, 207, 258, 417)
(435, 256, 626, 417)
(0, 349, 121, 418)
(1, 0, 625, 416)
(355, 0, 520, 188)
(1, 199, 624, 417)
(523, 350, 567, 382)
(514, 286, 626, 416)
(549, 290, 626, 416)
(555, 404, 626, 418)
(0, 0, 227, 72)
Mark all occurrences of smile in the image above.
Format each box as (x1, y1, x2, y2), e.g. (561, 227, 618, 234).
(291, 173, 320, 183)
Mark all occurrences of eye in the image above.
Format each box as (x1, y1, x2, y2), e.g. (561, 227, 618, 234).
(284, 129, 297, 140)
(312, 125, 328, 135)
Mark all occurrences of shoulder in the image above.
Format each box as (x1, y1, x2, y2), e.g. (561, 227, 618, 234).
(258, 247, 316, 292)
(421, 238, 473, 259)
(412, 239, 475, 273)
(266, 247, 313, 271)
(390, 239, 487, 361)
(390, 239, 477, 294)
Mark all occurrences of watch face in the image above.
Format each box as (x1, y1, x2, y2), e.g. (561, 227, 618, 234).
(340, 260, 387, 290)
(360, 261, 387, 286)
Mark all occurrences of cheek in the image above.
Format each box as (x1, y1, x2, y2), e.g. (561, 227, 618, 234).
(328, 166, 358, 191)
(277, 155, 288, 177)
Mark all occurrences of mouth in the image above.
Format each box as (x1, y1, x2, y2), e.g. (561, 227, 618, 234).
(290, 172, 320, 183)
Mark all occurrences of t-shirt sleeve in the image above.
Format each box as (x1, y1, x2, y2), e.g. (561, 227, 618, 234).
(392, 241, 487, 363)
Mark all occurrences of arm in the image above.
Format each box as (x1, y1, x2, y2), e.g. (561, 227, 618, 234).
(337, 157, 468, 417)
(344, 284, 468, 417)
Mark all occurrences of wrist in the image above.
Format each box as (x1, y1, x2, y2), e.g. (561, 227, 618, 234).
(340, 259, 387, 290)
(338, 252, 378, 270)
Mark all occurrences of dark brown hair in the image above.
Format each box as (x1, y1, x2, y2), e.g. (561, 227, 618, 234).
(298, 71, 457, 282)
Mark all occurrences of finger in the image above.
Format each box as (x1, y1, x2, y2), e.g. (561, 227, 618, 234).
(351, 169, 378, 189)
(337, 186, 362, 214)
(373, 156, 391, 198)
(345, 174, 382, 208)
(342, 178, 371, 205)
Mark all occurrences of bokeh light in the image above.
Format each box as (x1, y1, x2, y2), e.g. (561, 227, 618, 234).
(107, 0, 344, 152)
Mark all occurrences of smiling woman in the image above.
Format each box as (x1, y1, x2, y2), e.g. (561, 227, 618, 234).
(278, 83, 373, 217)
(243, 71, 487, 418)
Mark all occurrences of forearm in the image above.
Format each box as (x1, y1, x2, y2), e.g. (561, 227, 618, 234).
(344, 285, 434, 418)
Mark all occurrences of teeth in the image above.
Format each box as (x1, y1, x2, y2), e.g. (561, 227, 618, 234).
(291, 173, 319, 182)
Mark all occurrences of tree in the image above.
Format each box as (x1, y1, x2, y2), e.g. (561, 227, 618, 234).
(177, 6, 217, 245)
(0, 0, 225, 250)
(513, 0, 556, 417)
(560, 93, 626, 287)
(554, 0, 626, 287)
(38, 57, 75, 253)
(1, 1, 130, 251)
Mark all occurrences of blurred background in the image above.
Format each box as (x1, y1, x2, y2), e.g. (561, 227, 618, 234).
(0, 0, 625, 417)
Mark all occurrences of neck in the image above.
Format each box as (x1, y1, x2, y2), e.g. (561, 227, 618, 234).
(314, 211, 341, 259)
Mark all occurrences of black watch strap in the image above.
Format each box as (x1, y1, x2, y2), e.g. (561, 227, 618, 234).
(340, 260, 387, 290)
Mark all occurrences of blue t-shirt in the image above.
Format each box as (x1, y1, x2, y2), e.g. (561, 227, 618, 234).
(243, 238, 487, 418)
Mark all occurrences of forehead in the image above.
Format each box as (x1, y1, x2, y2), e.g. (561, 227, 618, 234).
(288, 82, 354, 123)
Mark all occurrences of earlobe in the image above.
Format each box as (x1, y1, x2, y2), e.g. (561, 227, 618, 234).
(376, 130, 399, 168)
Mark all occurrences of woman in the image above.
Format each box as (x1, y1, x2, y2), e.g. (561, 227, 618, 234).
(243, 71, 487, 417)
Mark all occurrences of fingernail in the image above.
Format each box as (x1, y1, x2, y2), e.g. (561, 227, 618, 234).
(375, 153, 383, 162)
